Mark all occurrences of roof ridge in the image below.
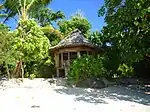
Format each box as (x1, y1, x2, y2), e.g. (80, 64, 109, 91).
(71, 29, 81, 34)
(65, 29, 81, 39)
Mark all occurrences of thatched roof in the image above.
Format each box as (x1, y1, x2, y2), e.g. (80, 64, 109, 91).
(50, 29, 102, 51)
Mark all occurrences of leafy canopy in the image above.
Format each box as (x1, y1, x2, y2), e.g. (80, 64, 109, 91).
(31, 7, 65, 27)
(0, 23, 17, 65)
(57, 12, 91, 36)
(13, 19, 50, 62)
(88, 31, 103, 46)
(98, 0, 150, 64)
(40, 25, 63, 46)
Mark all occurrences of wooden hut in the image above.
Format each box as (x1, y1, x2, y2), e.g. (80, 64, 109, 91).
(50, 29, 103, 77)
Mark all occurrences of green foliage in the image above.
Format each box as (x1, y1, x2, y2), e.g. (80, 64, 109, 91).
(38, 63, 56, 78)
(98, 0, 150, 64)
(0, 23, 17, 65)
(102, 50, 120, 78)
(31, 7, 65, 27)
(97, 0, 150, 78)
(6, 19, 51, 78)
(68, 55, 106, 84)
(2, 0, 52, 21)
(0, 23, 17, 76)
(25, 61, 40, 76)
(24, 72, 29, 78)
(13, 19, 50, 62)
(24, 57, 55, 78)
(57, 12, 91, 36)
(117, 63, 134, 78)
(88, 31, 103, 45)
(40, 25, 63, 46)
(29, 73, 36, 80)
(0, 20, 50, 77)
(0, 23, 9, 29)
(134, 57, 150, 78)
(1, 1, 60, 78)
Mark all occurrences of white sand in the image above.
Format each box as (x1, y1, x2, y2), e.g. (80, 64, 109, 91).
(0, 78, 149, 112)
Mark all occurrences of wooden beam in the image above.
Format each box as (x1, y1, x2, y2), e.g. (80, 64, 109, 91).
(57, 47, 94, 53)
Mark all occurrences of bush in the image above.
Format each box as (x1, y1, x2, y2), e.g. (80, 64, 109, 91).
(117, 63, 134, 78)
(24, 57, 56, 78)
(67, 55, 106, 85)
(29, 74, 36, 80)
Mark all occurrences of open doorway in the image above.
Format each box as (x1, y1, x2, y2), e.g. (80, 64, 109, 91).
(58, 68, 65, 78)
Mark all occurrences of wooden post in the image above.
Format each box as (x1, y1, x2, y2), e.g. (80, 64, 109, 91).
(55, 53, 59, 77)
(54, 54, 57, 67)
(57, 68, 59, 77)
(55, 54, 59, 68)
(92, 51, 94, 56)
(77, 52, 81, 58)
(68, 52, 70, 66)
(61, 53, 63, 68)
(64, 52, 70, 77)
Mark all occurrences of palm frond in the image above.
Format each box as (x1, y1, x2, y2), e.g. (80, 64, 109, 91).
(3, 0, 52, 20)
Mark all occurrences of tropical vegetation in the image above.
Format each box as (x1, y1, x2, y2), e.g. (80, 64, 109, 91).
(0, 0, 149, 81)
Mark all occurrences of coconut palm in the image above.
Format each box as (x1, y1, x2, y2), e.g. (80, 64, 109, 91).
(0, 0, 52, 79)
(2, 0, 52, 22)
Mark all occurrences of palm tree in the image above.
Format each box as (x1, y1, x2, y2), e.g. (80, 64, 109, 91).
(2, 0, 52, 22)
(1, 0, 52, 79)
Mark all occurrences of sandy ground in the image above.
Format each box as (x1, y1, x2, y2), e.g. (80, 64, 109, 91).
(0, 78, 150, 112)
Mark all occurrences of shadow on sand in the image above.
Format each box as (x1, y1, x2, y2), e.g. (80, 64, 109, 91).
(54, 86, 150, 105)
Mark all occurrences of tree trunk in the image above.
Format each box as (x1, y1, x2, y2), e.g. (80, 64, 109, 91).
(20, 61, 24, 82)
(13, 61, 24, 81)
(5, 64, 10, 79)
(13, 61, 20, 78)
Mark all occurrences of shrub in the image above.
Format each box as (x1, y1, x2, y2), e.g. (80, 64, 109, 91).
(117, 63, 134, 78)
(67, 55, 106, 85)
(29, 74, 36, 80)
(24, 57, 55, 78)
(24, 72, 30, 78)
